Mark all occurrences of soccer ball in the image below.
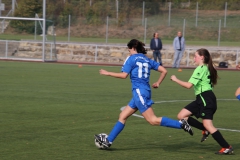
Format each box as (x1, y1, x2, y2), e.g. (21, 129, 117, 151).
(94, 133, 108, 149)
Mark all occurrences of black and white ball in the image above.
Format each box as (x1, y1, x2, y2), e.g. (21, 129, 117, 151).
(94, 133, 108, 149)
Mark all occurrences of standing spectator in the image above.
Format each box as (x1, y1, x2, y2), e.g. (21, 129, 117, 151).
(173, 31, 185, 71)
(150, 32, 162, 64)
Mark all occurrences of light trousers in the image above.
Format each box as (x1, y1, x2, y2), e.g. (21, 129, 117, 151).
(172, 50, 184, 68)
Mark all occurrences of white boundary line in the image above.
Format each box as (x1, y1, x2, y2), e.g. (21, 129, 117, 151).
(217, 128, 240, 133)
(120, 107, 144, 118)
(120, 98, 240, 133)
(154, 99, 238, 104)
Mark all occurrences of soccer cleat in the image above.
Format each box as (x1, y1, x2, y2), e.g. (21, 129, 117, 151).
(101, 138, 111, 148)
(215, 146, 234, 155)
(94, 134, 102, 145)
(94, 134, 111, 148)
(94, 134, 102, 144)
(180, 119, 194, 136)
(201, 130, 210, 142)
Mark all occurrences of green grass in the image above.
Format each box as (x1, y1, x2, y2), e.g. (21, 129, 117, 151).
(0, 61, 239, 159)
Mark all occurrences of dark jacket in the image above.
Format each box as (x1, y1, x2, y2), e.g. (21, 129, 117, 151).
(150, 38, 162, 50)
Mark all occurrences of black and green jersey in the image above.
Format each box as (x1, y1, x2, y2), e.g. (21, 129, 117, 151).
(188, 65, 212, 95)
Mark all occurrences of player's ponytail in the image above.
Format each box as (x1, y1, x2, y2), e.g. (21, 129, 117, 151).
(127, 39, 147, 54)
(196, 48, 218, 86)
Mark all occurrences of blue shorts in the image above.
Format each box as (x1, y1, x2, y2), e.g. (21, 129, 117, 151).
(128, 88, 154, 114)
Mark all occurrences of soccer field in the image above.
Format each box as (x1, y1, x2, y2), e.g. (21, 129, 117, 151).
(0, 61, 239, 159)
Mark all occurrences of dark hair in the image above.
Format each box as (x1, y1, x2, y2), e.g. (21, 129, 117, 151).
(153, 32, 158, 37)
(196, 48, 218, 86)
(127, 39, 147, 54)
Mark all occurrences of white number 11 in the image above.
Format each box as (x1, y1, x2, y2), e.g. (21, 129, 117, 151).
(136, 62, 149, 78)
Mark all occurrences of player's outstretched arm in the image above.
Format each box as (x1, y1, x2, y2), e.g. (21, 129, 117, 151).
(170, 75, 193, 89)
(152, 66, 167, 88)
(235, 87, 240, 100)
(99, 69, 128, 79)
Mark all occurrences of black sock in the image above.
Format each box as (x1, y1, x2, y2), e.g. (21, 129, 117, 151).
(187, 117, 205, 130)
(212, 130, 230, 148)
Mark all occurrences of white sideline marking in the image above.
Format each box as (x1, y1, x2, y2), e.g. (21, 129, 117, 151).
(217, 128, 240, 133)
(120, 107, 144, 119)
(120, 99, 240, 133)
(154, 99, 237, 104)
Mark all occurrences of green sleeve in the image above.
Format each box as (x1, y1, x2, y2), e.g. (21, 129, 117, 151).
(188, 66, 205, 85)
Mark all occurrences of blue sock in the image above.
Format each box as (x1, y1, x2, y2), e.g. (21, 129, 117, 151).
(237, 94, 240, 100)
(160, 117, 181, 129)
(107, 121, 125, 143)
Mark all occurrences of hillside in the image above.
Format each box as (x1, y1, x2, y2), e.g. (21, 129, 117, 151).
(2, 0, 240, 42)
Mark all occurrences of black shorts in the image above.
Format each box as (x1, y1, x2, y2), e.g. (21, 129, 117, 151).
(185, 91, 217, 120)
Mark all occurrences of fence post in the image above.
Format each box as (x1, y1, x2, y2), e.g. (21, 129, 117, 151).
(68, 14, 71, 42)
(53, 26, 57, 60)
(0, 0, 1, 17)
(183, 19, 186, 38)
(106, 16, 109, 43)
(218, 19, 221, 46)
(142, 1, 145, 26)
(12, 0, 15, 14)
(34, 13, 37, 40)
(42, 0, 46, 62)
(5, 40, 8, 58)
(168, 2, 171, 27)
(1, 20, 3, 33)
(195, 2, 198, 27)
(116, 0, 118, 22)
(224, 2, 227, 28)
(236, 50, 239, 66)
(2, 19, 5, 33)
(144, 18, 147, 43)
(95, 45, 98, 62)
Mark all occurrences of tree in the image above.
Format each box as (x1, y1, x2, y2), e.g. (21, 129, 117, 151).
(10, 0, 42, 33)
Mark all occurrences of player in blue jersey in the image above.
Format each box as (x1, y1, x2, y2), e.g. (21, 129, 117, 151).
(95, 39, 193, 149)
(171, 48, 233, 155)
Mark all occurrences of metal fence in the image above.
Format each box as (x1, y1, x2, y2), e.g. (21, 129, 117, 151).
(0, 40, 57, 61)
(0, 0, 240, 65)
(51, 1, 240, 45)
(1, 1, 240, 46)
(0, 40, 239, 68)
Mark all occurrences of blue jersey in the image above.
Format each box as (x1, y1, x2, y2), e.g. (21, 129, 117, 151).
(121, 53, 160, 90)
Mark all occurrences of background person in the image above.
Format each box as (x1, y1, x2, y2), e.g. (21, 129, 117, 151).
(150, 32, 162, 64)
(170, 48, 233, 155)
(173, 31, 185, 71)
